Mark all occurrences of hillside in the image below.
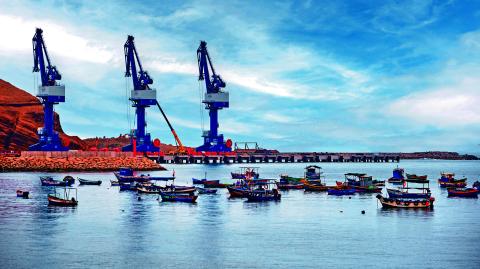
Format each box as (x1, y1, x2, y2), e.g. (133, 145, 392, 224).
(0, 79, 84, 150)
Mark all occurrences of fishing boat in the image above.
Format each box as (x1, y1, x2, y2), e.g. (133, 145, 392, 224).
(16, 190, 29, 198)
(40, 176, 75, 187)
(373, 180, 385, 186)
(447, 188, 479, 198)
(231, 167, 260, 179)
(246, 181, 281, 202)
(406, 174, 428, 181)
(387, 167, 405, 184)
(110, 180, 120, 186)
(438, 172, 455, 183)
(276, 177, 304, 190)
(437, 173, 467, 188)
(305, 165, 322, 180)
(197, 187, 217, 194)
(345, 173, 382, 193)
(386, 178, 432, 199)
(376, 194, 435, 209)
(227, 185, 250, 197)
(159, 192, 198, 203)
(203, 180, 230, 188)
(327, 182, 356, 196)
(114, 167, 175, 183)
(78, 178, 102, 185)
(48, 187, 78, 207)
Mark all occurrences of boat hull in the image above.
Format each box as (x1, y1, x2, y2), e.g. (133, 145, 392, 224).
(246, 192, 281, 202)
(227, 186, 249, 197)
(303, 182, 328, 192)
(48, 195, 78, 207)
(78, 178, 102, 185)
(327, 188, 356, 196)
(447, 188, 479, 198)
(160, 193, 198, 203)
(16, 190, 29, 198)
(376, 194, 434, 209)
(439, 181, 467, 188)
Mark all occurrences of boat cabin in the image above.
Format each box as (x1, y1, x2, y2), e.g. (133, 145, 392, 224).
(305, 165, 323, 180)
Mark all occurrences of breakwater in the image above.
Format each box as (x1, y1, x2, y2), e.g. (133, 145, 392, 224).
(0, 151, 164, 172)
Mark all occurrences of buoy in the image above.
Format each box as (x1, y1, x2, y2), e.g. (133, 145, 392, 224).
(340, 210, 343, 213)
(137, 196, 141, 201)
(361, 210, 365, 214)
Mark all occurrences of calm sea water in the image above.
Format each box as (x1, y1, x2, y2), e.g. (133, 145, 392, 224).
(0, 160, 479, 269)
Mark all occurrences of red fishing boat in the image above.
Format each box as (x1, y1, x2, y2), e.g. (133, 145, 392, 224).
(447, 188, 479, 198)
(439, 180, 467, 188)
(16, 190, 29, 198)
(48, 187, 78, 207)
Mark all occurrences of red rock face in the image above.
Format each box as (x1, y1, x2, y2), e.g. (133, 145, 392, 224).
(0, 79, 85, 150)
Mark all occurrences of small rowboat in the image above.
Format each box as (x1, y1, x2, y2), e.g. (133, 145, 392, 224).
(16, 190, 29, 198)
(160, 192, 198, 203)
(78, 178, 102, 185)
(439, 181, 467, 188)
(48, 187, 78, 207)
(447, 188, 479, 198)
(197, 187, 217, 194)
(376, 194, 434, 209)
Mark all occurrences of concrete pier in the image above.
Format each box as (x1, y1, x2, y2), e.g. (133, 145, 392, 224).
(150, 152, 401, 164)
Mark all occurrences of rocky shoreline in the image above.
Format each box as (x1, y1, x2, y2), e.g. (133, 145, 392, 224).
(0, 156, 165, 172)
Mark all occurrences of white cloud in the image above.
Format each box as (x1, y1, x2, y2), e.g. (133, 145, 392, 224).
(263, 112, 295, 124)
(0, 14, 115, 64)
(387, 78, 480, 126)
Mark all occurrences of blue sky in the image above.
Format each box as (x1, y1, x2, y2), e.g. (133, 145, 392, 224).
(0, 0, 479, 153)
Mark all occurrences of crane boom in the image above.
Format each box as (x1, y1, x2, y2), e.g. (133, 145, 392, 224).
(155, 101, 186, 154)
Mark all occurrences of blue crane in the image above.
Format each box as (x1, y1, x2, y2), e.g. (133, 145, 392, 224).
(122, 35, 159, 152)
(29, 28, 68, 151)
(196, 41, 232, 152)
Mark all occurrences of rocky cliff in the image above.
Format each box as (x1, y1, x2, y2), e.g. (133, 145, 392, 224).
(0, 79, 84, 150)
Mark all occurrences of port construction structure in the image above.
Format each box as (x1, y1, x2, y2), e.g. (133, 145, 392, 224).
(196, 41, 232, 152)
(122, 35, 159, 153)
(29, 28, 68, 151)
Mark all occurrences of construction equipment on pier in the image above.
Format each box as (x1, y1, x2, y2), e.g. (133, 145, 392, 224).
(122, 35, 159, 152)
(196, 41, 232, 152)
(29, 28, 68, 151)
(155, 101, 187, 155)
